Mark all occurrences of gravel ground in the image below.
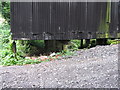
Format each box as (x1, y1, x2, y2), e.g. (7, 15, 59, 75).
(0, 44, 119, 89)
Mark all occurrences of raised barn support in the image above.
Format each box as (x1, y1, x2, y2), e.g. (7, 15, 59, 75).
(96, 39, 108, 45)
(11, 41, 18, 60)
(79, 39, 84, 49)
(90, 40, 96, 47)
(44, 40, 70, 52)
(85, 39, 90, 48)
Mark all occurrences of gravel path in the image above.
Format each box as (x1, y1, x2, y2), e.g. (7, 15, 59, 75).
(0, 44, 119, 88)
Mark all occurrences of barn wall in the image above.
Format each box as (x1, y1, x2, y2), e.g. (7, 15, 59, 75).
(10, 2, 119, 40)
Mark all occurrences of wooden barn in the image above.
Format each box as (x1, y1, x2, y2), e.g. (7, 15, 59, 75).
(10, 1, 120, 40)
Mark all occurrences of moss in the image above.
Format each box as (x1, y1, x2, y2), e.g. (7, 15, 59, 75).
(97, 2, 111, 38)
(117, 33, 120, 38)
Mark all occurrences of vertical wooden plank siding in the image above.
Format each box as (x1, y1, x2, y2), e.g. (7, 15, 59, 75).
(10, 2, 119, 40)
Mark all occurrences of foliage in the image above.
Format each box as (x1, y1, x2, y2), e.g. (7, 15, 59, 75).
(0, 2, 10, 24)
(0, 22, 14, 65)
(0, 21, 44, 66)
(69, 39, 96, 50)
(68, 40, 80, 51)
(25, 40, 45, 56)
(107, 39, 120, 45)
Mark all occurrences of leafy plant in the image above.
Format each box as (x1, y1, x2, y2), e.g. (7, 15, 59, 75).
(68, 40, 80, 51)
(107, 39, 120, 45)
(0, 2, 10, 24)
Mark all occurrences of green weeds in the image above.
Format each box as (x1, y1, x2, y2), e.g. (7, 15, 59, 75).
(107, 39, 120, 45)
